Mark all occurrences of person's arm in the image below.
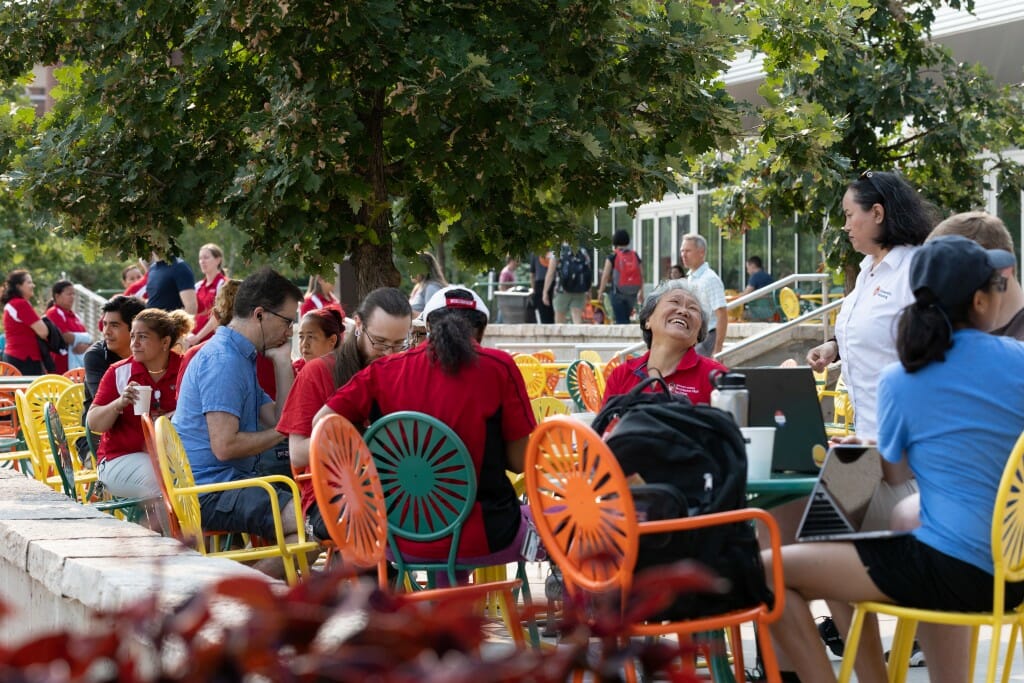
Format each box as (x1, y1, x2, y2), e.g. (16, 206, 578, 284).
(596, 258, 613, 300)
(261, 343, 295, 426)
(178, 288, 198, 315)
(187, 316, 219, 347)
(743, 284, 755, 295)
(206, 410, 284, 461)
(542, 256, 556, 306)
(87, 382, 139, 433)
(713, 308, 728, 353)
(289, 433, 312, 470)
(30, 319, 48, 339)
(505, 436, 528, 474)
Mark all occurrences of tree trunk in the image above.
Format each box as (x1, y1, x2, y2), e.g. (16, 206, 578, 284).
(843, 263, 859, 295)
(351, 88, 401, 301)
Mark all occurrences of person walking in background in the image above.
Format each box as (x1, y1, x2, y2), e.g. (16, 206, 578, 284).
(529, 252, 555, 324)
(408, 252, 447, 315)
(145, 252, 197, 315)
(543, 243, 593, 324)
(680, 234, 727, 356)
(498, 256, 518, 291)
(1, 270, 51, 375)
(596, 229, 644, 324)
(186, 243, 228, 347)
(44, 280, 91, 373)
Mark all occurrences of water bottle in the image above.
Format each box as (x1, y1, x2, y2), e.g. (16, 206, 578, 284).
(709, 370, 749, 427)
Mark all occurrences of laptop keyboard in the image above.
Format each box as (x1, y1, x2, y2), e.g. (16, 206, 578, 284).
(801, 490, 855, 536)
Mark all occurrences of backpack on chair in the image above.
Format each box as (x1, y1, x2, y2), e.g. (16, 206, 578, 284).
(592, 376, 773, 620)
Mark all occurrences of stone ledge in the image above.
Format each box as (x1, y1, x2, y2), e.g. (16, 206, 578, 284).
(0, 470, 274, 644)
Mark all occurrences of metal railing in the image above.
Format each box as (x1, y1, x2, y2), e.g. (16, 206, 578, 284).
(611, 273, 841, 362)
(73, 285, 107, 340)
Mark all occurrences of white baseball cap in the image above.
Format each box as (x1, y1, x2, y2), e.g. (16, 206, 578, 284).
(422, 285, 490, 321)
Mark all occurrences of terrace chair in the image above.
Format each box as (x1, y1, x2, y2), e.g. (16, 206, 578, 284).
(62, 368, 86, 384)
(565, 359, 598, 412)
(513, 354, 546, 400)
(525, 416, 786, 682)
(151, 416, 320, 585)
(531, 396, 570, 423)
(44, 402, 151, 521)
(839, 429, 1024, 683)
(363, 410, 540, 645)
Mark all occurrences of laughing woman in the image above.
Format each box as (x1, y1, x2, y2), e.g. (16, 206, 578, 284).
(602, 280, 727, 406)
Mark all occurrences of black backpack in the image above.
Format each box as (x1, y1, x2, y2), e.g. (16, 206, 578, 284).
(557, 246, 592, 294)
(592, 377, 773, 620)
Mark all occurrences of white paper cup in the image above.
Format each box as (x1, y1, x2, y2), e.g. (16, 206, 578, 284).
(133, 385, 153, 416)
(741, 426, 776, 482)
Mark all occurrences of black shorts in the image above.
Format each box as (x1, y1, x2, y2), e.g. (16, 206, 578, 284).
(305, 502, 329, 544)
(199, 482, 294, 541)
(855, 534, 1024, 612)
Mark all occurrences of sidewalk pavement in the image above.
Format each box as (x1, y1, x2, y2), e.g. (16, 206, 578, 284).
(484, 561, 1024, 682)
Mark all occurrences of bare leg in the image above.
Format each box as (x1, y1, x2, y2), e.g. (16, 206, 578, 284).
(915, 624, 970, 683)
(762, 498, 807, 673)
(252, 501, 303, 579)
(826, 601, 888, 683)
(763, 542, 891, 683)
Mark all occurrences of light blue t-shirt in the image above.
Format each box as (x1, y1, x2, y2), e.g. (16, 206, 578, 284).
(172, 326, 273, 485)
(878, 329, 1024, 573)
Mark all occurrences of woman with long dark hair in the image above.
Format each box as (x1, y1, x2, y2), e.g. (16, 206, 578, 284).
(293, 306, 344, 374)
(277, 287, 411, 541)
(769, 235, 1024, 683)
(1, 270, 50, 375)
(313, 286, 535, 566)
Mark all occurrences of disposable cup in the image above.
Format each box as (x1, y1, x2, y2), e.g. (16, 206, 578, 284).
(133, 385, 152, 416)
(740, 426, 776, 482)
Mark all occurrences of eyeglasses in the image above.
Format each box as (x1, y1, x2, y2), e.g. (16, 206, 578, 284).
(263, 309, 298, 326)
(991, 273, 1009, 293)
(360, 329, 410, 353)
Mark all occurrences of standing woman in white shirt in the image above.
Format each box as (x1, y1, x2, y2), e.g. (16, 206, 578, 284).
(807, 171, 935, 441)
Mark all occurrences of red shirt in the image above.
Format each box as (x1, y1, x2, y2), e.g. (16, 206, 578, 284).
(300, 293, 340, 317)
(93, 353, 182, 462)
(325, 343, 535, 559)
(192, 272, 226, 342)
(177, 339, 279, 400)
(277, 356, 339, 514)
(602, 347, 728, 406)
(45, 305, 87, 374)
(3, 298, 42, 361)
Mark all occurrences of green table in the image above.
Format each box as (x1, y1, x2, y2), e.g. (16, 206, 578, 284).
(747, 474, 817, 509)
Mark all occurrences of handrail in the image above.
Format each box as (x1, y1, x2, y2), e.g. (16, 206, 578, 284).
(72, 285, 107, 341)
(717, 298, 845, 362)
(726, 273, 832, 310)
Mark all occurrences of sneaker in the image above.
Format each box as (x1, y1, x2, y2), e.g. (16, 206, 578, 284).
(884, 640, 926, 667)
(817, 616, 845, 657)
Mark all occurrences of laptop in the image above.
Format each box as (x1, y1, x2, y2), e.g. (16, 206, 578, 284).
(795, 445, 915, 542)
(735, 366, 828, 474)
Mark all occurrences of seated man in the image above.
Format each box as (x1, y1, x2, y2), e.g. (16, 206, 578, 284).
(83, 295, 146, 414)
(172, 268, 302, 578)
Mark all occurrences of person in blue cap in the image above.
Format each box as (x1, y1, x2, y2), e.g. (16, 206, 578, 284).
(765, 235, 1024, 683)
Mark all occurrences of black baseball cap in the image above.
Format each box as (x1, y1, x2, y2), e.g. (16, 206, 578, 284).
(909, 235, 1015, 310)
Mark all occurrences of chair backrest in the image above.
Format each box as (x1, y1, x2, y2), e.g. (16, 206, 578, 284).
(573, 360, 604, 412)
(0, 361, 22, 377)
(525, 416, 639, 596)
(63, 368, 86, 384)
(778, 287, 801, 321)
(579, 350, 603, 366)
(363, 411, 477, 577)
(15, 390, 50, 480)
(141, 414, 181, 539)
(513, 354, 546, 400)
(152, 416, 205, 553)
(531, 396, 570, 423)
(23, 376, 74, 444)
(43, 402, 77, 500)
(565, 359, 596, 412)
(991, 430, 1024, 594)
(309, 414, 388, 574)
(56, 383, 86, 434)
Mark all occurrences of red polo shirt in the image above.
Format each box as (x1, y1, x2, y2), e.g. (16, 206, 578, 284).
(192, 273, 226, 342)
(3, 298, 42, 361)
(93, 353, 182, 462)
(603, 347, 728, 406)
(325, 343, 535, 559)
(45, 305, 87, 374)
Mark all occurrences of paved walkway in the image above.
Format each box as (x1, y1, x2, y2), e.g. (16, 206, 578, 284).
(485, 562, 1024, 682)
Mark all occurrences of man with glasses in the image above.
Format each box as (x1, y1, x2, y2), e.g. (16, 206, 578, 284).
(173, 268, 304, 579)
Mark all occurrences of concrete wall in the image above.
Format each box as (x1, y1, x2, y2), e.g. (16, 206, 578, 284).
(0, 471, 273, 646)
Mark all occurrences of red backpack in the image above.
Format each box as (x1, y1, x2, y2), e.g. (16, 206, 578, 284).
(612, 248, 643, 297)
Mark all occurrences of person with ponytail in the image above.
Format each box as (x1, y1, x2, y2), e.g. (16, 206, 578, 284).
(1, 270, 50, 375)
(767, 235, 1024, 683)
(44, 280, 91, 374)
(313, 286, 536, 570)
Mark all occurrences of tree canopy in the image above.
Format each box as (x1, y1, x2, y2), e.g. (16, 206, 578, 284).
(0, 0, 747, 298)
(702, 0, 1024, 272)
